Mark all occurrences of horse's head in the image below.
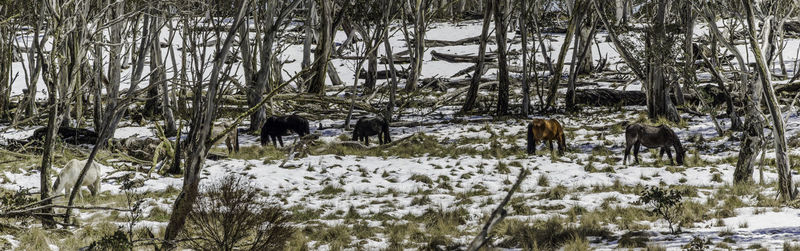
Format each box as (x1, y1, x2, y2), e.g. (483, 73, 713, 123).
(676, 148, 686, 166)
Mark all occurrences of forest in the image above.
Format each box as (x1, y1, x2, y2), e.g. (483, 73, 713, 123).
(2, 0, 800, 250)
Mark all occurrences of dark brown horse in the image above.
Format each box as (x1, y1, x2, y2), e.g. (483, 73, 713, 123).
(527, 119, 566, 155)
(261, 115, 311, 147)
(624, 123, 685, 166)
(352, 117, 391, 146)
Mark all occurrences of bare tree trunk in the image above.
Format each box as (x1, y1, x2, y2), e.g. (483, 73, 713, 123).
(93, 32, 104, 131)
(461, 0, 492, 113)
(302, 0, 316, 88)
(494, 0, 509, 115)
(645, 0, 679, 122)
(0, 22, 9, 119)
(405, 0, 426, 91)
(383, 0, 398, 122)
(544, 0, 583, 110)
(520, 0, 529, 116)
(308, 0, 333, 95)
(742, 3, 794, 200)
(163, 2, 250, 246)
(566, 5, 589, 111)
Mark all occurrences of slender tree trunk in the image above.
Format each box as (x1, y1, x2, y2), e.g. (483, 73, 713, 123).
(742, 3, 794, 200)
(93, 32, 104, 131)
(163, 2, 250, 246)
(406, 0, 426, 91)
(645, 0, 679, 122)
(566, 6, 588, 111)
(461, 0, 492, 113)
(544, 0, 583, 110)
(494, 0, 509, 115)
(302, 0, 315, 88)
(308, 0, 333, 95)
(383, 0, 398, 122)
(520, 0, 529, 116)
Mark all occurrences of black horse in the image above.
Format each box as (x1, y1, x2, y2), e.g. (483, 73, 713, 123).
(352, 117, 391, 146)
(260, 115, 311, 147)
(624, 123, 685, 166)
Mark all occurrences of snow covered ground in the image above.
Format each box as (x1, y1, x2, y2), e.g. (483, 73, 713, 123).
(5, 20, 800, 250)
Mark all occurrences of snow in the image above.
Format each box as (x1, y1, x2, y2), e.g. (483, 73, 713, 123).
(7, 18, 800, 250)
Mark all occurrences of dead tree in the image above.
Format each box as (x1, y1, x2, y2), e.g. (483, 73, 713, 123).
(493, 0, 510, 115)
(241, 0, 303, 132)
(519, 0, 529, 116)
(307, 0, 333, 95)
(700, 1, 760, 184)
(742, 0, 794, 200)
(460, 0, 492, 113)
(543, 0, 584, 111)
(163, 1, 251, 247)
(403, 0, 432, 91)
(565, 0, 592, 111)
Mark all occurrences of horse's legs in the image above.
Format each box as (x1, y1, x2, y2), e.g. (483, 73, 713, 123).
(379, 134, 384, 145)
(623, 143, 631, 165)
(666, 148, 674, 165)
(548, 140, 553, 152)
(278, 136, 284, 147)
(558, 134, 565, 155)
(365, 136, 370, 146)
(633, 142, 641, 164)
(270, 135, 277, 147)
(532, 140, 537, 154)
(659, 148, 666, 159)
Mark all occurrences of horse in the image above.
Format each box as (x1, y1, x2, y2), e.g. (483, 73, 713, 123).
(261, 115, 310, 147)
(526, 119, 566, 155)
(53, 159, 102, 201)
(212, 122, 239, 154)
(352, 117, 391, 146)
(624, 123, 685, 166)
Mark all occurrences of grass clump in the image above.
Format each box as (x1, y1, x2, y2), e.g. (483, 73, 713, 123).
(496, 217, 611, 250)
(409, 174, 434, 185)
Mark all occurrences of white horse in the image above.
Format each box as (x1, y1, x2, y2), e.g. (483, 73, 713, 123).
(52, 159, 102, 200)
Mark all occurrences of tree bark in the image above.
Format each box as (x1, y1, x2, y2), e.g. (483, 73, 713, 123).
(493, 0, 509, 116)
(520, 0, 529, 116)
(742, 2, 794, 200)
(544, 0, 583, 110)
(163, 1, 250, 246)
(308, 0, 333, 95)
(645, 0, 679, 122)
(460, 0, 492, 113)
(405, 0, 426, 91)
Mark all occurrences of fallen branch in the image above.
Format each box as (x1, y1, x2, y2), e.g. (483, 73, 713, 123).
(466, 168, 529, 250)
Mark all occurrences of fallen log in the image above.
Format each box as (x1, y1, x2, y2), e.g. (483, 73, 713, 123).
(775, 82, 800, 94)
(29, 126, 99, 145)
(574, 89, 646, 106)
(358, 69, 409, 80)
(431, 50, 496, 63)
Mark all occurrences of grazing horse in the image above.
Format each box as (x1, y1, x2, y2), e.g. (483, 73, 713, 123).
(352, 117, 391, 146)
(261, 115, 311, 147)
(53, 159, 102, 201)
(212, 123, 240, 154)
(624, 123, 685, 166)
(526, 119, 566, 155)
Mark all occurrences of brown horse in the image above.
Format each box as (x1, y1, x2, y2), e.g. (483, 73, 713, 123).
(527, 119, 566, 155)
(624, 123, 685, 166)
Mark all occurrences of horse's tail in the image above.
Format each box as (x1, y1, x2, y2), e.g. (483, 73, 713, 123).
(52, 176, 61, 195)
(382, 118, 391, 143)
(352, 123, 359, 141)
(259, 121, 269, 146)
(526, 123, 534, 154)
